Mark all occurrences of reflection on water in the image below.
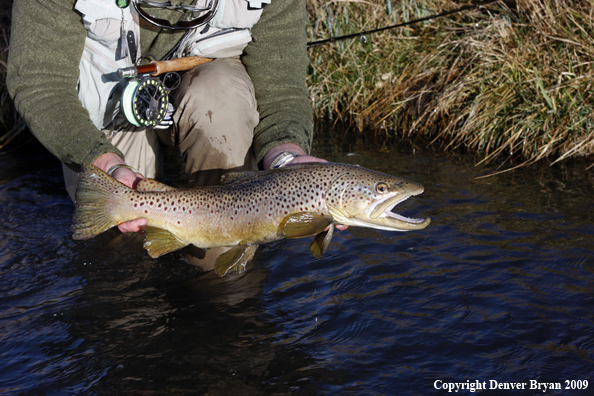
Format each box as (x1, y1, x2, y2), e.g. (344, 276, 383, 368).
(1, 133, 593, 395)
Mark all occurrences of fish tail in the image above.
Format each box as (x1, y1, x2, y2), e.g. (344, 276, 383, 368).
(71, 163, 130, 240)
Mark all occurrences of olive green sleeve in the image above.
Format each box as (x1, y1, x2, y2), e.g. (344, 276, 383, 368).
(241, 0, 314, 163)
(7, 0, 123, 171)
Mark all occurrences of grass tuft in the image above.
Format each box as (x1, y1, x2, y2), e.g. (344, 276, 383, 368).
(0, 0, 28, 151)
(307, 0, 594, 170)
(1, 0, 593, 170)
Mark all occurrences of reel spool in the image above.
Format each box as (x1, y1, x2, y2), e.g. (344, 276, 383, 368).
(121, 77, 169, 128)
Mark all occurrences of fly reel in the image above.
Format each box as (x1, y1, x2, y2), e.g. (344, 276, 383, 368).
(118, 55, 209, 128)
(120, 71, 181, 128)
(121, 77, 169, 128)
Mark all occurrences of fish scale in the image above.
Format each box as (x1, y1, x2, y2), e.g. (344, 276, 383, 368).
(72, 162, 430, 276)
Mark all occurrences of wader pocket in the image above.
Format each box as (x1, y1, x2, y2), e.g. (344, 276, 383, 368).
(184, 27, 253, 58)
(211, 0, 265, 29)
(75, 0, 139, 129)
(76, 0, 124, 47)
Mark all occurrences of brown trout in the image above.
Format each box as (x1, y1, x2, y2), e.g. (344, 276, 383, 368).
(72, 162, 430, 276)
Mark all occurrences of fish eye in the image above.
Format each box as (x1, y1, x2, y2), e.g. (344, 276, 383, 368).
(376, 183, 389, 193)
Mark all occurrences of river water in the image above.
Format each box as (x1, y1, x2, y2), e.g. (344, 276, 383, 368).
(1, 131, 593, 395)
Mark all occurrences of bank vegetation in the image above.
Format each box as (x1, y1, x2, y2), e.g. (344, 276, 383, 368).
(1, 1, 594, 172)
(307, 0, 594, 172)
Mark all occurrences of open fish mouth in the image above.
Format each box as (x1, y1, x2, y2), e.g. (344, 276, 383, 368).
(380, 198, 429, 225)
(366, 194, 431, 231)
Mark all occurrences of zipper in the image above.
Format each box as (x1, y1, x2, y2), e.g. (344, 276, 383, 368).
(190, 28, 246, 45)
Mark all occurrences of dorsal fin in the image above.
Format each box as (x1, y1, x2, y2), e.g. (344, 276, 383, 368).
(136, 178, 176, 192)
(220, 170, 259, 186)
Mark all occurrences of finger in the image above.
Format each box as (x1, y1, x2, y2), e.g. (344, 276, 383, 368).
(112, 167, 144, 189)
(335, 225, 349, 231)
(118, 218, 148, 233)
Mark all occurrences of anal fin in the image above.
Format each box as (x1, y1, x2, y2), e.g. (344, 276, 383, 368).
(214, 245, 258, 277)
(309, 223, 334, 259)
(140, 225, 188, 258)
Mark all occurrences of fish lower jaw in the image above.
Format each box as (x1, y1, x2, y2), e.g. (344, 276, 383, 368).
(374, 196, 426, 223)
(380, 208, 427, 224)
(329, 206, 429, 231)
(346, 216, 431, 231)
(383, 211, 430, 227)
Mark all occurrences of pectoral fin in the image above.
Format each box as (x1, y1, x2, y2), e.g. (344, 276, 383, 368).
(140, 225, 188, 258)
(214, 245, 258, 277)
(136, 179, 177, 192)
(309, 223, 334, 259)
(280, 212, 333, 239)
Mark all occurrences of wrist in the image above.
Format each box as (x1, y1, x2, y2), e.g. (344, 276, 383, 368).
(106, 164, 138, 177)
(263, 143, 306, 169)
(269, 151, 301, 169)
(93, 152, 126, 174)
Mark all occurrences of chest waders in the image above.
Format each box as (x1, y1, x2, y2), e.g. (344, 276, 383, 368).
(75, 0, 271, 131)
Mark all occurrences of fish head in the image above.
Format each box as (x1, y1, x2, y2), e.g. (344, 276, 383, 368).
(325, 166, 431, 231)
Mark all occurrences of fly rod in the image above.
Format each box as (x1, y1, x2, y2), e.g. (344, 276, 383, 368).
(307, 0, 501, 47)
(117, 56, 212, 78)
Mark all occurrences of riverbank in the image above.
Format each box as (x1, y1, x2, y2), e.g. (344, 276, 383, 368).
(1, 1, 593, 172)
(307, 0, 594, 172)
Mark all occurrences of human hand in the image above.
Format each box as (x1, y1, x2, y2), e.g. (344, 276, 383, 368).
(93, 153, 147, 233)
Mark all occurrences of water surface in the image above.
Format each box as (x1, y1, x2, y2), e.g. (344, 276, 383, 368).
(1, 133, 593, 395)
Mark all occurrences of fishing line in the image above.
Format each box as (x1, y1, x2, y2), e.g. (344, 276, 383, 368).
(121, 77, 170, 127)
(119, 53, 185, 128)
(307, 0, 502, 47)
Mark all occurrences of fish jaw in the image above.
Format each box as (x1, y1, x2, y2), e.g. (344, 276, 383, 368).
(330, 192, 431, 231)
(368, 194, 431, 231)
(326, 169, 430, 232)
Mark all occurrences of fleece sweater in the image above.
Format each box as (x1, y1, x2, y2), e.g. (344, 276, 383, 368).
(7, 0, 313, 171)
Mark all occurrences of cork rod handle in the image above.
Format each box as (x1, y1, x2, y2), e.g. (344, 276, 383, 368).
(151, 56, 213, 76)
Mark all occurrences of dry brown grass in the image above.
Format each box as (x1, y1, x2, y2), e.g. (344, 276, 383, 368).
(1, 0, 594, 170)
(307, 0, 594, 171)
(0, 0, 28, 150)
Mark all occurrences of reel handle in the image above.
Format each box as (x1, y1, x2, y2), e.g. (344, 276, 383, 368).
(117, 56, 212, 78)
